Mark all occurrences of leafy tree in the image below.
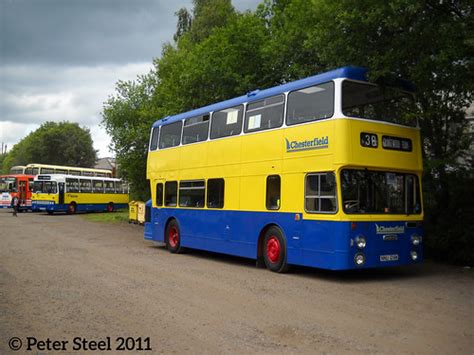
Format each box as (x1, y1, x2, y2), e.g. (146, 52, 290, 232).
(173, 7, 192, 42)
(155, 12, 270, 113)
(2, 121, 97, 173)
(102, 74, 159, 200)
(189, 0, 236, 43)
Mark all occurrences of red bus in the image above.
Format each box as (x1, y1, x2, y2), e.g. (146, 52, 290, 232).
(0, 175, 35, 211)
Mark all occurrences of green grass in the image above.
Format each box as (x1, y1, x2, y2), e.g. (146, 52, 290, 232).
(81, 210, 129, 224)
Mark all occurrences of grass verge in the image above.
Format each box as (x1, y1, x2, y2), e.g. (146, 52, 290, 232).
(82, 210, 129, 224)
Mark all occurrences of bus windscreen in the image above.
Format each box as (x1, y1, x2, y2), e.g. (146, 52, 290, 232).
(341, 169, 421, 215)
(342, 81, 416, 126)
(33, 181, 58, 194)
(0, 177, 16, 192)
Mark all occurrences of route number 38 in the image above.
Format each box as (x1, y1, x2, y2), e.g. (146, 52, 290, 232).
(360, 132, 378, 148)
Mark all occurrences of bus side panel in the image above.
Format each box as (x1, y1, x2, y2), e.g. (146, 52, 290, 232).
(298, 220, 351, 269)
(150, 208, 304, 260)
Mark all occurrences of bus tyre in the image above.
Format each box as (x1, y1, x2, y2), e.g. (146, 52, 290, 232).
(166, 220, 184, 254)
(107, 202, 114, 212)
(263, 227, 289, 273)
(67, 202, 76, 214)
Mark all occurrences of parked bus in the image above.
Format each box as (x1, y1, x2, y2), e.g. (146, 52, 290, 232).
(9, 166, 26, 174)
(31, 174, 128, 214)
(21, 163, 113, 177)
(144, 66, 423, 272)
(0, 174, 35, 210)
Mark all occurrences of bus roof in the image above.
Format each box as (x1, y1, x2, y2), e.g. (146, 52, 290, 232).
(34, 174, 124, 182)
(152, 66, 368, 128)
(0, 174, 34, 179)
(26, 163, 111, 173)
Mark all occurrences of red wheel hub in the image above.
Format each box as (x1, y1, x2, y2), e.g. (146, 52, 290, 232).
(266, 236, 281, 263)
(169, 226, 179, 248)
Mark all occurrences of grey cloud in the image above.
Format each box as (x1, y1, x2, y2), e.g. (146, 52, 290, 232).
(1, 0, 262, 66)
(1, 0, 193, 65)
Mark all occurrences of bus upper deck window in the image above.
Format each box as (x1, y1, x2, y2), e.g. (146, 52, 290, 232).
(159, 121, 182, 149)
(150, 127, 159, 150)
(287, 82, 334, 126)
(210, 105, 243, 139)
(182, 115, 210, 145)
(245, 95, 284, 133)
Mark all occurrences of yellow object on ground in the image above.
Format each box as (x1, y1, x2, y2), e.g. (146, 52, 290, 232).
(137, 201, 146, 225)
(128, 201, 138, 223)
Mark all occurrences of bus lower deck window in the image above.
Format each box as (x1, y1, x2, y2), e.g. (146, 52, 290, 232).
(305, 173, 337, 213)
(165, 181, 178, 206)
(156, 183, 163, 206)
(266, 175, 281, 210)
(179, 180, 205, 208)
(207, 179, 224, 208)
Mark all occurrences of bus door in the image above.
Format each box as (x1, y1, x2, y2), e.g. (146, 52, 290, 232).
(19, 180, 27, 202)
(58, 183, 65, 205)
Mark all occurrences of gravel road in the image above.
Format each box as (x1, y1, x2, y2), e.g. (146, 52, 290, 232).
(0, 209, 472, 354)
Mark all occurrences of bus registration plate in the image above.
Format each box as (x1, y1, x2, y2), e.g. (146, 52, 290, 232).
(380, 254, 399, 262)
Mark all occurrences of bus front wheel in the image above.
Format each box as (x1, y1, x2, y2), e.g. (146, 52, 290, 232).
(107, 202, 114, 212)
(67, 202, 76, 214)
(263, 227, 289, 273)
(166, 219, 184, 254)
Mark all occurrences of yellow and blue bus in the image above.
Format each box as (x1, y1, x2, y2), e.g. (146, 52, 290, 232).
(145, 66, 423, 272)
(31, 174, 128, 214)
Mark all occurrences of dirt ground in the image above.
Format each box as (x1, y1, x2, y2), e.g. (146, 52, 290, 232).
(0, 209, 472, 354)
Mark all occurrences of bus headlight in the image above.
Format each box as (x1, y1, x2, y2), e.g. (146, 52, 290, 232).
(410, 251, 418, 261)
(411, 234, 422, 246)
(355, 235, 366, 249)
(354, 253, 365, 266)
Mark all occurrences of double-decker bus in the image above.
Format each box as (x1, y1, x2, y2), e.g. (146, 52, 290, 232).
(0, 174, 35, 210)
(21, 163, 113, 177)
(145, 66, 423, 272)
(31, 174, 129, 214)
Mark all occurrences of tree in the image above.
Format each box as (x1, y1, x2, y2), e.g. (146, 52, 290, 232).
(189, 0, 236, 43)
(102, 74, 159, 200)
(2, 121, 97, 173)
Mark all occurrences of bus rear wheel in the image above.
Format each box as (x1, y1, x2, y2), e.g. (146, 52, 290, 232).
(166, 219, 184, 254)
(263, 227, 289, 273)
(107, 202, 114, 212)
(67, 202, 76, 214)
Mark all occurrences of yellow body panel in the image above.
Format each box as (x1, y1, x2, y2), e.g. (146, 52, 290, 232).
(32, 192, 129, 205)
(147, 118, 423, 221)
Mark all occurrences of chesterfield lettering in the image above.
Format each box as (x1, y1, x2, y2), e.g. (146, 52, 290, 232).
(285, 136, 329, 152)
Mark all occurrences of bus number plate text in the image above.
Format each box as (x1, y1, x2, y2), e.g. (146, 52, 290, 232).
(380, 254, 399, 262)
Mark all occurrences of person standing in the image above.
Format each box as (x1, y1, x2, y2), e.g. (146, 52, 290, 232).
(11, 195, 19, 217)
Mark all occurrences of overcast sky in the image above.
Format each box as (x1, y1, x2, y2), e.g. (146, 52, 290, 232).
(0, 0, 261, 158)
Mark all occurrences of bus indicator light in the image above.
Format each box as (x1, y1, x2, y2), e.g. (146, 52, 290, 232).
(294, 214, 300, 221)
